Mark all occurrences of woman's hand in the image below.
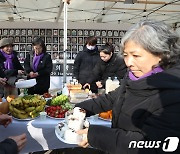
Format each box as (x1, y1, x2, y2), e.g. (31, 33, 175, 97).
(0, 78, 7, 86)
(0, 114, 12, 128)
(29, 72, 38, 78)
(18, 70, 24, 75)
(76, 128, 89, 148)
(96, 81, 103, 88)
(9, 133, 27, 152)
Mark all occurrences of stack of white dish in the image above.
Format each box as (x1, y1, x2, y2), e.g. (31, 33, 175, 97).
(55, 107, 89, 144)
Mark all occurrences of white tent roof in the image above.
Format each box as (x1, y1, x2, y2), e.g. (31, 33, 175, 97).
(0, 0, 179, 28)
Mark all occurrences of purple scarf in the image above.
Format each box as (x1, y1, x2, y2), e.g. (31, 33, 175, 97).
(32, 53, 44, 71)
(129, 66, 163, 81)
(0, 49, 14, 69)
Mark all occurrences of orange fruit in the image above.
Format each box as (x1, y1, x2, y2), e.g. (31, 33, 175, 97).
(6, 95, 16, 103)
(0, 101, 9, 114)
(99, 112, 110, 119)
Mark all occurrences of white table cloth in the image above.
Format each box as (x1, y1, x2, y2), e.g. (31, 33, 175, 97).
(0, 115, 111, 154)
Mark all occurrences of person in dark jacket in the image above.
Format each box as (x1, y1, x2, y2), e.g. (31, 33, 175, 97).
(83, 42, 127, 90)
(73, 36, 100, 93)
(0, 114, 27, 154)
(0, 38, 24, 97)
(24, 37, 52, 95)
(75, 20, 180, 154)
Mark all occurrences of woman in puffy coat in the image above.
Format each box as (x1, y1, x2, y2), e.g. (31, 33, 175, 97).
(83, 42, 127, 90)
(24, 37, 52, 95)
(73, 36, 100, 93)
(76, 20, 180, 154)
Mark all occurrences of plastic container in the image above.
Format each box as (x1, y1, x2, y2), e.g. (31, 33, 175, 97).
(105, 77, 113, 94)
(62, 83, 69, 96)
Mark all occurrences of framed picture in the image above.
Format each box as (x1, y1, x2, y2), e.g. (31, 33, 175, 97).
(27, 29, 33, 35)
(114, 45, 120, 52)
(26, 44, 32, 51)
(84, 30, 89, 36)
(3, 29, 8, 35)
(78, 37, 83, 44)
(41, 36, 45, 42)
(20, 44, 26, 51)
(102, 38, 107, 44)
(52, 44, 58, 51)
(20, 36, 26, 43)
(59, 29, 64, 36)
(67, 37, 71, 43)
(46, 29, 52, 36)
(119, 31, 125, 37)
(34, 29, 39, 35)
(101, 30, 107, 37)
(67, 51, 72, 59)
(67, 45, 71, 51)
(46, 37, 52, 43)
(46, 44, 52, 51)
(0, 29, 2, 35)
(27, 36, 32, 43)
(40, 29, 45, 36)
(95, 30, 101, 37)
(97, 37, 101, 44)
(67, 29, 71, 36)
(53, 29, 58, 36)
(9, 36, 14, 42)
(107, 30, 113, 37)
(59, 52, 64, 59)
(13, 44, 19, 51)
(53, 37, 58, 43)
(59, 37, 63, 44)
(52, 52, 59, 60)
(71, 37, 77, 44)
(113, 30, 119, 37)
(78, 45, 83, 51)
(72, 45, 77, 51)
(18, 52, 26, 62)
(108, 38, 113, 44)
(89, 30, 94, 36)
(113, 38, 120, 44)
(21, 29, 26, 35)
(71, 29, 77, 36)
(78, 30, 83, 36)
(72, 52, 77, 59)
(9, 29, 14, 35)
(59, 45, 64, 51)
(14, 36, 20, 43)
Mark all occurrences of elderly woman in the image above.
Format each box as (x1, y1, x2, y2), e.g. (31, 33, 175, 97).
(24, 37, 52, 95)
(0, 38, 24, 97)
(75, 20, 180, 154)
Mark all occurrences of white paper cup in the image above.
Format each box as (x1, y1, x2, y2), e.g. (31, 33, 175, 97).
(40, 112, 47, 120)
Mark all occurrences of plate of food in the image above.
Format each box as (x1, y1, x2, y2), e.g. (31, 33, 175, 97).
(98, 110, 112, 121)
(55, 107, 89, 144)
(12, 115, 40, 121)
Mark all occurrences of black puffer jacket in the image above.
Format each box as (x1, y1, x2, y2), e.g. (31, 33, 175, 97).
(87, 53, 127, 88)
(73, 46, 100, 93)
(0, 138, 18, 154)
(0, 51, 24, 78)
(24, 53, 52, 95)
(76, 64, 180, 154)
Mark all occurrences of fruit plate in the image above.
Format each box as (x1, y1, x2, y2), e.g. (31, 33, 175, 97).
(12, 115, 39, 121)
(98, 116, 112, 122)
(15, 79, 36, 88)
(55, 121, 82, 145)
(47, 114, 64, 120)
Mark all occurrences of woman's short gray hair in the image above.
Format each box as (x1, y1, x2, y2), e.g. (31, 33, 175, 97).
(120, 20, 180, 69)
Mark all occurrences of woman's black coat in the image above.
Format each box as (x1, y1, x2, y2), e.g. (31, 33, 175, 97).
(73, 46, 100, 93)
(24, 53, 52, 95)
(76, 64, 180, 154)
(0, 51, 24, 78)
(0, 138, 18, 154)
(87, 53, 127, 88)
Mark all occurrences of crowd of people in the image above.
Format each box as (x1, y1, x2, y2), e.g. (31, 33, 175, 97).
(0, 19, 180, 154)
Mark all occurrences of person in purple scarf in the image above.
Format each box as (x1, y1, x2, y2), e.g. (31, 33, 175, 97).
(74, 20, 180, 154)
(0, 38, 24, 97)
(24, 37, 52, 95)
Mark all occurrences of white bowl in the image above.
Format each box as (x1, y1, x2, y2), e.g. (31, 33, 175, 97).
(15, 79, 36, 88)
